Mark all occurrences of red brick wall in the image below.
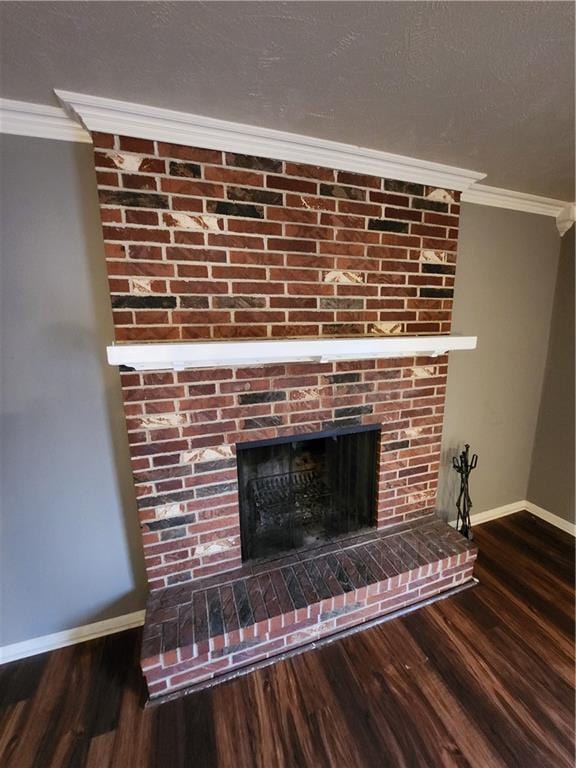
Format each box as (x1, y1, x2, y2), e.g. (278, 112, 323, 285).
(92, 133, 461, 589)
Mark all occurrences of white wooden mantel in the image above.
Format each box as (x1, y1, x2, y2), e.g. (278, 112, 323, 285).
(107, 335, 477, 372)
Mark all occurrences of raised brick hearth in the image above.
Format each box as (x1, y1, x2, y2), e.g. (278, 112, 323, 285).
(91, 133, 477, 700)
(142, 519, 476, 699)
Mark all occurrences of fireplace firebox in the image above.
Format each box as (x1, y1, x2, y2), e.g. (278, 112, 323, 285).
(236, 425, 380, 561)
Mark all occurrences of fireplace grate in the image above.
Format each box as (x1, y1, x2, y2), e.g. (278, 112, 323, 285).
(248, 470, 332, 530)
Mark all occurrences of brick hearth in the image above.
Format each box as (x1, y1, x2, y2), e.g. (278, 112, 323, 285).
(90, 134, 477, 700)
(141, 519, 476, 700)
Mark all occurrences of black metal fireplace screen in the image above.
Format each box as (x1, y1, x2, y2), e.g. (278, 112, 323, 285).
(237, 425, 380, 561)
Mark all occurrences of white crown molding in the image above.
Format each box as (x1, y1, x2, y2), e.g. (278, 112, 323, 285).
(460, 183, 568, 216)
(2, 92, 571, 223)
(0, 610, 145, 665)
(0, 97, 91, 143)
(448, 499, 575, 536)
(461, 183, 575, 236)
(556, 203, 576, 237)
(55, 89, 485, 192)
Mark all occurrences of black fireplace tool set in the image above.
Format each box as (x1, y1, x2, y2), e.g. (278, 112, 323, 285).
(452, 444, 478, 540)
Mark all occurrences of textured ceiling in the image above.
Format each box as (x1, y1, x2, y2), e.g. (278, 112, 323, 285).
(0, 1, 574, 199)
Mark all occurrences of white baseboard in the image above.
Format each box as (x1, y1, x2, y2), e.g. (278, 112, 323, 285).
(523, 501, 576, 537)
(0, 610, 145, 665)
(449, 499, 576, 536)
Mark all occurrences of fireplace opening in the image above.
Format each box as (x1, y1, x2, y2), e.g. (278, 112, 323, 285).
(236, 425, 380, 561)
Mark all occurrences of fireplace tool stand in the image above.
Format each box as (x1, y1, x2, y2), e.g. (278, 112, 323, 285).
(453, 444, 477, 540)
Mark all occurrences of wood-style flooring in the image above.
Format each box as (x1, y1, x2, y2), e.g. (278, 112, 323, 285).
(1, 511, 574, 767)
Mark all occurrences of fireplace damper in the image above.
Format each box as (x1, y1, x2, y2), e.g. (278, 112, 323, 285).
(237, 425, 380, 561)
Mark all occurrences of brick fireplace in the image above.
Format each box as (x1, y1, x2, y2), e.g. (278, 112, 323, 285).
(91, 133, 477, 701)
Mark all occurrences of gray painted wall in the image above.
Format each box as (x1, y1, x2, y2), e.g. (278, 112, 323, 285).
(527, 227, 575, 522)
(437, 204, 561, 519)
(1, 135, 146, 646)
(0, 137, 563, 646)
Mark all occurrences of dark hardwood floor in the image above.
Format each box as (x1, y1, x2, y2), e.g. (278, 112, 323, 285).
(1, 511, 574, 768)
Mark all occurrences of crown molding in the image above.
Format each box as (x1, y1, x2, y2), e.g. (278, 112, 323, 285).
(0, 97, 91, 143)
(461, 183, 569, 217)
(2, 91, 572, 227)
(55, 89, 485, 192)
(461, 184, 575, 236)
(556, 203, 576, 237)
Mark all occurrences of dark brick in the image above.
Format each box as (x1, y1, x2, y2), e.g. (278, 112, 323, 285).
(302, 559, 333, 601)
(384, 180, 424, 196)
(326, 373, 361, 384)
(169, 161, 202, 178)
(338, 555, 366, 590)
(245, 577, 268, 623)
(177, 604, 194, 646)
(196, 481, 238, 498)
(146, 513, 197, 531)
(207, 201, 264, 219)
(268, 176, 316, 194)
(268, 570, 295, 614)
(98, 190, 169, 209)
(319, 184, 365, 201)
(319, 298, 364, 310)
(192, 592, 209, 646)
(227, 187, 283, 205)
(419, 288, 454, 298)
(422, 263, 456, 275)
(385, 439, 409, 452)
(213, 296, 267, 309)
(239, 391, 286, 405)
(323, 324, 366, 337)
(111, 295, 177, 309)
(354, 546, 387, 581)
(137, 490, 195, 510)
(160, 528, 187, 541)
(334, 405, 373, 418)
(220, 584, 240, 635)
(134, 466, 191, 484)
(368, 219, 409, 233)
(162, 620, 179, 652)
(232, 581, 254, 627)
(325, 554, 355, 593)
(243, 416, 283, 429)
(180, 296, 210, 309)
(206, 588, 224, 637)
(167, 572, 192, 586)
(258, 574, 280, 617)
(412, 199, 449, 213)
(323, 418, 362, 429)
(281, 567, 308, 609)
(194, 458, 236, 473)
(225, 153, 283, 173)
